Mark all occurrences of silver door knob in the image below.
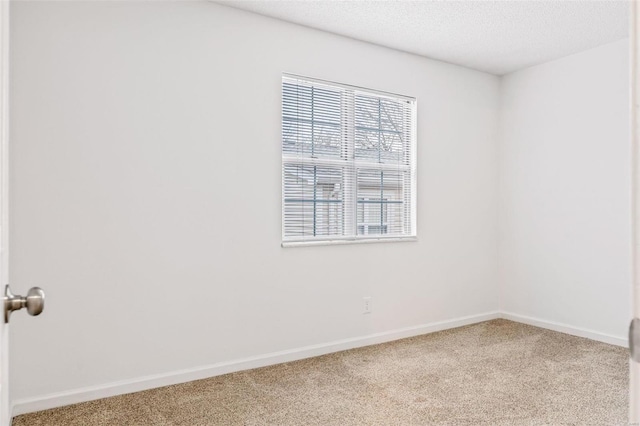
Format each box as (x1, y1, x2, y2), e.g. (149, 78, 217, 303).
(4, 285, 45, 323)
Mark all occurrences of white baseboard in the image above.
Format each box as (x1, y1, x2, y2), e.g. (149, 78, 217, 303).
(11, 311, 500, 417)
(501, 311, 628, 347)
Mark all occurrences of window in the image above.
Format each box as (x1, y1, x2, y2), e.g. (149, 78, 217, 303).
(282, 74, 416, 246)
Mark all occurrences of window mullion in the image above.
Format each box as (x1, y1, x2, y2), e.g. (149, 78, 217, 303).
(343, 89, 356, 237)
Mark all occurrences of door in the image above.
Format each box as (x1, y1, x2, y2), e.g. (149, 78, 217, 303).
(0, 0, 10, 423)
(633, 1, 640, 424)
(0, 3, 46, 425)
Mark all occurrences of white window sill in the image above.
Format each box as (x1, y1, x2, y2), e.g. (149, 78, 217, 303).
(281, 236, 418, 248)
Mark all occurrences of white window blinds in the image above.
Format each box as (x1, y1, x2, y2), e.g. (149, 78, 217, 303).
(282, 75, 416, 246)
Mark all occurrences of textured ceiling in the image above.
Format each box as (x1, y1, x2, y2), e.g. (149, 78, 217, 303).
(215, 0, 629, 75)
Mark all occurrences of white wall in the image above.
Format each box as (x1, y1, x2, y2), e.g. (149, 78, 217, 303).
(499, 39, 630, 341)
(8, 1, 500, 405)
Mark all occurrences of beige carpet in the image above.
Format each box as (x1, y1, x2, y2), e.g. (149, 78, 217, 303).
(13, 320, 628, 425)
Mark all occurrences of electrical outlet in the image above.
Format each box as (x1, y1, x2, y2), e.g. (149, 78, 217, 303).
(363, 297, 372, 314)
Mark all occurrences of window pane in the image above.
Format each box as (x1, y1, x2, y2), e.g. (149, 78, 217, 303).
(355, 94, 406, 164)
(282, 82, 343, 159)
(356, 169, 405, 236)
(283, 164, 344, 237)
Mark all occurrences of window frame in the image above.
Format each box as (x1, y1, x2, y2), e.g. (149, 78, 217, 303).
(281, 73, 417, 247)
